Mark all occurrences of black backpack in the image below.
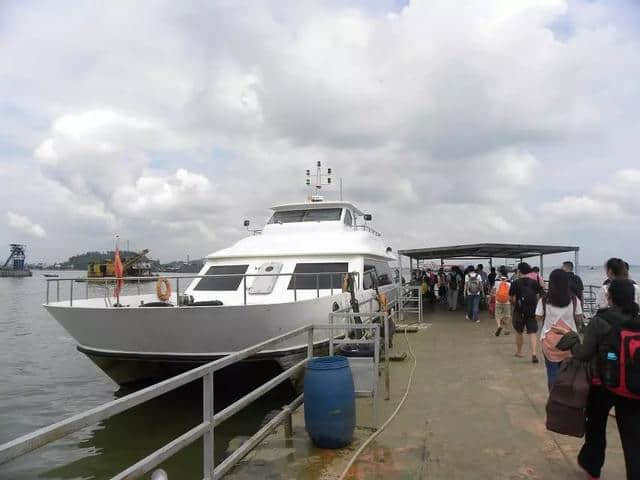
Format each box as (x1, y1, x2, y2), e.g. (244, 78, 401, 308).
(516, 278, 538, 313)
(448, 274, 458, 290)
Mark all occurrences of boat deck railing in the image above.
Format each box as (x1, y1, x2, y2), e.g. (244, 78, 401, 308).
(0, 297, 402, 479)
(44, 271, 360, 306)
(353, 224, 382, 237)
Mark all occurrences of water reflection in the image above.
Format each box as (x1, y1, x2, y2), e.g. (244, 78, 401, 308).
(27, 363, 295, 480)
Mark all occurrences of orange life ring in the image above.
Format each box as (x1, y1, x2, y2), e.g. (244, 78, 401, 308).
(156, 277, 172, 302)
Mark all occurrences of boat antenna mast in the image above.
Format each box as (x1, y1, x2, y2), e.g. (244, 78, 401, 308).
(306, 161, 332, 203)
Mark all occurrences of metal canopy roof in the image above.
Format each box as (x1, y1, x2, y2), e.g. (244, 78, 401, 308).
(398, 243, 579, 260)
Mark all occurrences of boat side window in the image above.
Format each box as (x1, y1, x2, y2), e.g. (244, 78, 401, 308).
(343, 209, 353, 226)
(287, 262, 348, 290)
(363, 266, 376, 290)
(374, 260, 392, 286)
(194, 265, 249, 291)
(363, 260, 393, 288)
(269, 208, 342, 224)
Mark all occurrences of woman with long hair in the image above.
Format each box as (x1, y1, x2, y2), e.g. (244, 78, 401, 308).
(535, 269, 582, 389)
(556, 279, 640, 479)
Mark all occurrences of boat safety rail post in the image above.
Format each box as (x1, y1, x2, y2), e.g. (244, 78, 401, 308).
(203, 371, 214, 480)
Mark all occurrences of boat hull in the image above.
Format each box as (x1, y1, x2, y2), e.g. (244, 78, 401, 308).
(45, 293, 361, 385)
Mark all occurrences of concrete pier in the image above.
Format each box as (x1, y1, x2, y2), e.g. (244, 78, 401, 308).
(227, 310, 627, 479)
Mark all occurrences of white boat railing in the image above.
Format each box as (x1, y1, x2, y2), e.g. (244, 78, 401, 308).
(44, 271, 360, 306)
(0, 320, 388, 480)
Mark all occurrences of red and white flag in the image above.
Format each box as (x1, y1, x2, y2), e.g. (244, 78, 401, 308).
(114, 246, 124, 302)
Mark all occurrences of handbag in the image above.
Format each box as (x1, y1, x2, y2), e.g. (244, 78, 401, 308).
(545, 358, 590, 437)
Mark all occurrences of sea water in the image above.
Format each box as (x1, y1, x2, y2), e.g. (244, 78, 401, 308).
(0, 272, 293, 480)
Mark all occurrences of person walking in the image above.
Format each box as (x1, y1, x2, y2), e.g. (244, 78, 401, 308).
(562, 261, 584, 305)
(488, 266, 497, 289)
(437, 268, 448, 305)
(448, 266, 462, 311)
(464, 266, 484, 323)
(596, 258, 640, 310)
(531, 266, 546, 290)
(555, 279, 640, 480)
(509, 262, 544, 362)
(535, 269, 582, 390)
(493, 266, 512, 337)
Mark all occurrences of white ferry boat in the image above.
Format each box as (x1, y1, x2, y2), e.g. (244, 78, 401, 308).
(44, 166, 397, 384)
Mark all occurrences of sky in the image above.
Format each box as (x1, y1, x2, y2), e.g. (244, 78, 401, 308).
(1, 0, 640, 265)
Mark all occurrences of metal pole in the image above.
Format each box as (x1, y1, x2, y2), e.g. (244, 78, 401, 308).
(328, 313, 334, 356)
(316, 274, 319, 298)
(46, 281, 50, 304)
(419, 285, 423, 323)
(293, 274, 297, 302)
(69, 280, 73, 306)
(176, 278, 180, 306)
(384, 314, 390, 400)
(56, 280, 60, 302)
(539, 255, 544, 280)
(243, 276, 247, 305)
(86, 280, 89, 300)
(575, 250, 580, 275)
(331, 274, 334, 296)
(137, 278, 141, 296)
(307, 327, 314, 358)
(203, 372, 214, 480)
(373, 323, 380, 427)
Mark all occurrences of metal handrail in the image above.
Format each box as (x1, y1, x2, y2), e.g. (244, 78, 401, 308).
(353, 224, 381, 237)
(0, 321, 383, 480)
(44, 271, 360, 305)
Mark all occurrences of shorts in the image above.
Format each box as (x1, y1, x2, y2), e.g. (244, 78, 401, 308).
(512, 307, 538, 334)
(495, 302, 511, 325)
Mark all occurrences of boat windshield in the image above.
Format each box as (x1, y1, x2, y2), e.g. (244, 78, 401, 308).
(268, 208, 342, 224)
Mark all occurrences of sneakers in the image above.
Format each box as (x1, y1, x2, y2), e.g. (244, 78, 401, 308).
(532, 355, 539, 364)
(495, 326, 503, 336)
(475, 320, 480, 324)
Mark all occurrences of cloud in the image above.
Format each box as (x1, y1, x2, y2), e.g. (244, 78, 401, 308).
(1, 1, 640, 263)
(6, 211, 46, 238)
(539, 168, 640, 226)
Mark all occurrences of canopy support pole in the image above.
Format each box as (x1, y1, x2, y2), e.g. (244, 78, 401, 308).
(575, 250, 580, 275)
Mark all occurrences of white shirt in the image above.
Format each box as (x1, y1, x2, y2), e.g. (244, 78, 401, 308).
(596, 282, 640, 310)
(536, 298, 582, 340)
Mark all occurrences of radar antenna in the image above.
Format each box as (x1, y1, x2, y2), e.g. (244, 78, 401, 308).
(305, 161, 332, 202)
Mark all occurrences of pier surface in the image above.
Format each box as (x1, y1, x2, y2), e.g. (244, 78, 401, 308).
(227, 310, 627, 479)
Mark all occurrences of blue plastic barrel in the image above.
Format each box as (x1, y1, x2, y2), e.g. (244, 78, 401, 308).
(304, 355, 355, 448)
